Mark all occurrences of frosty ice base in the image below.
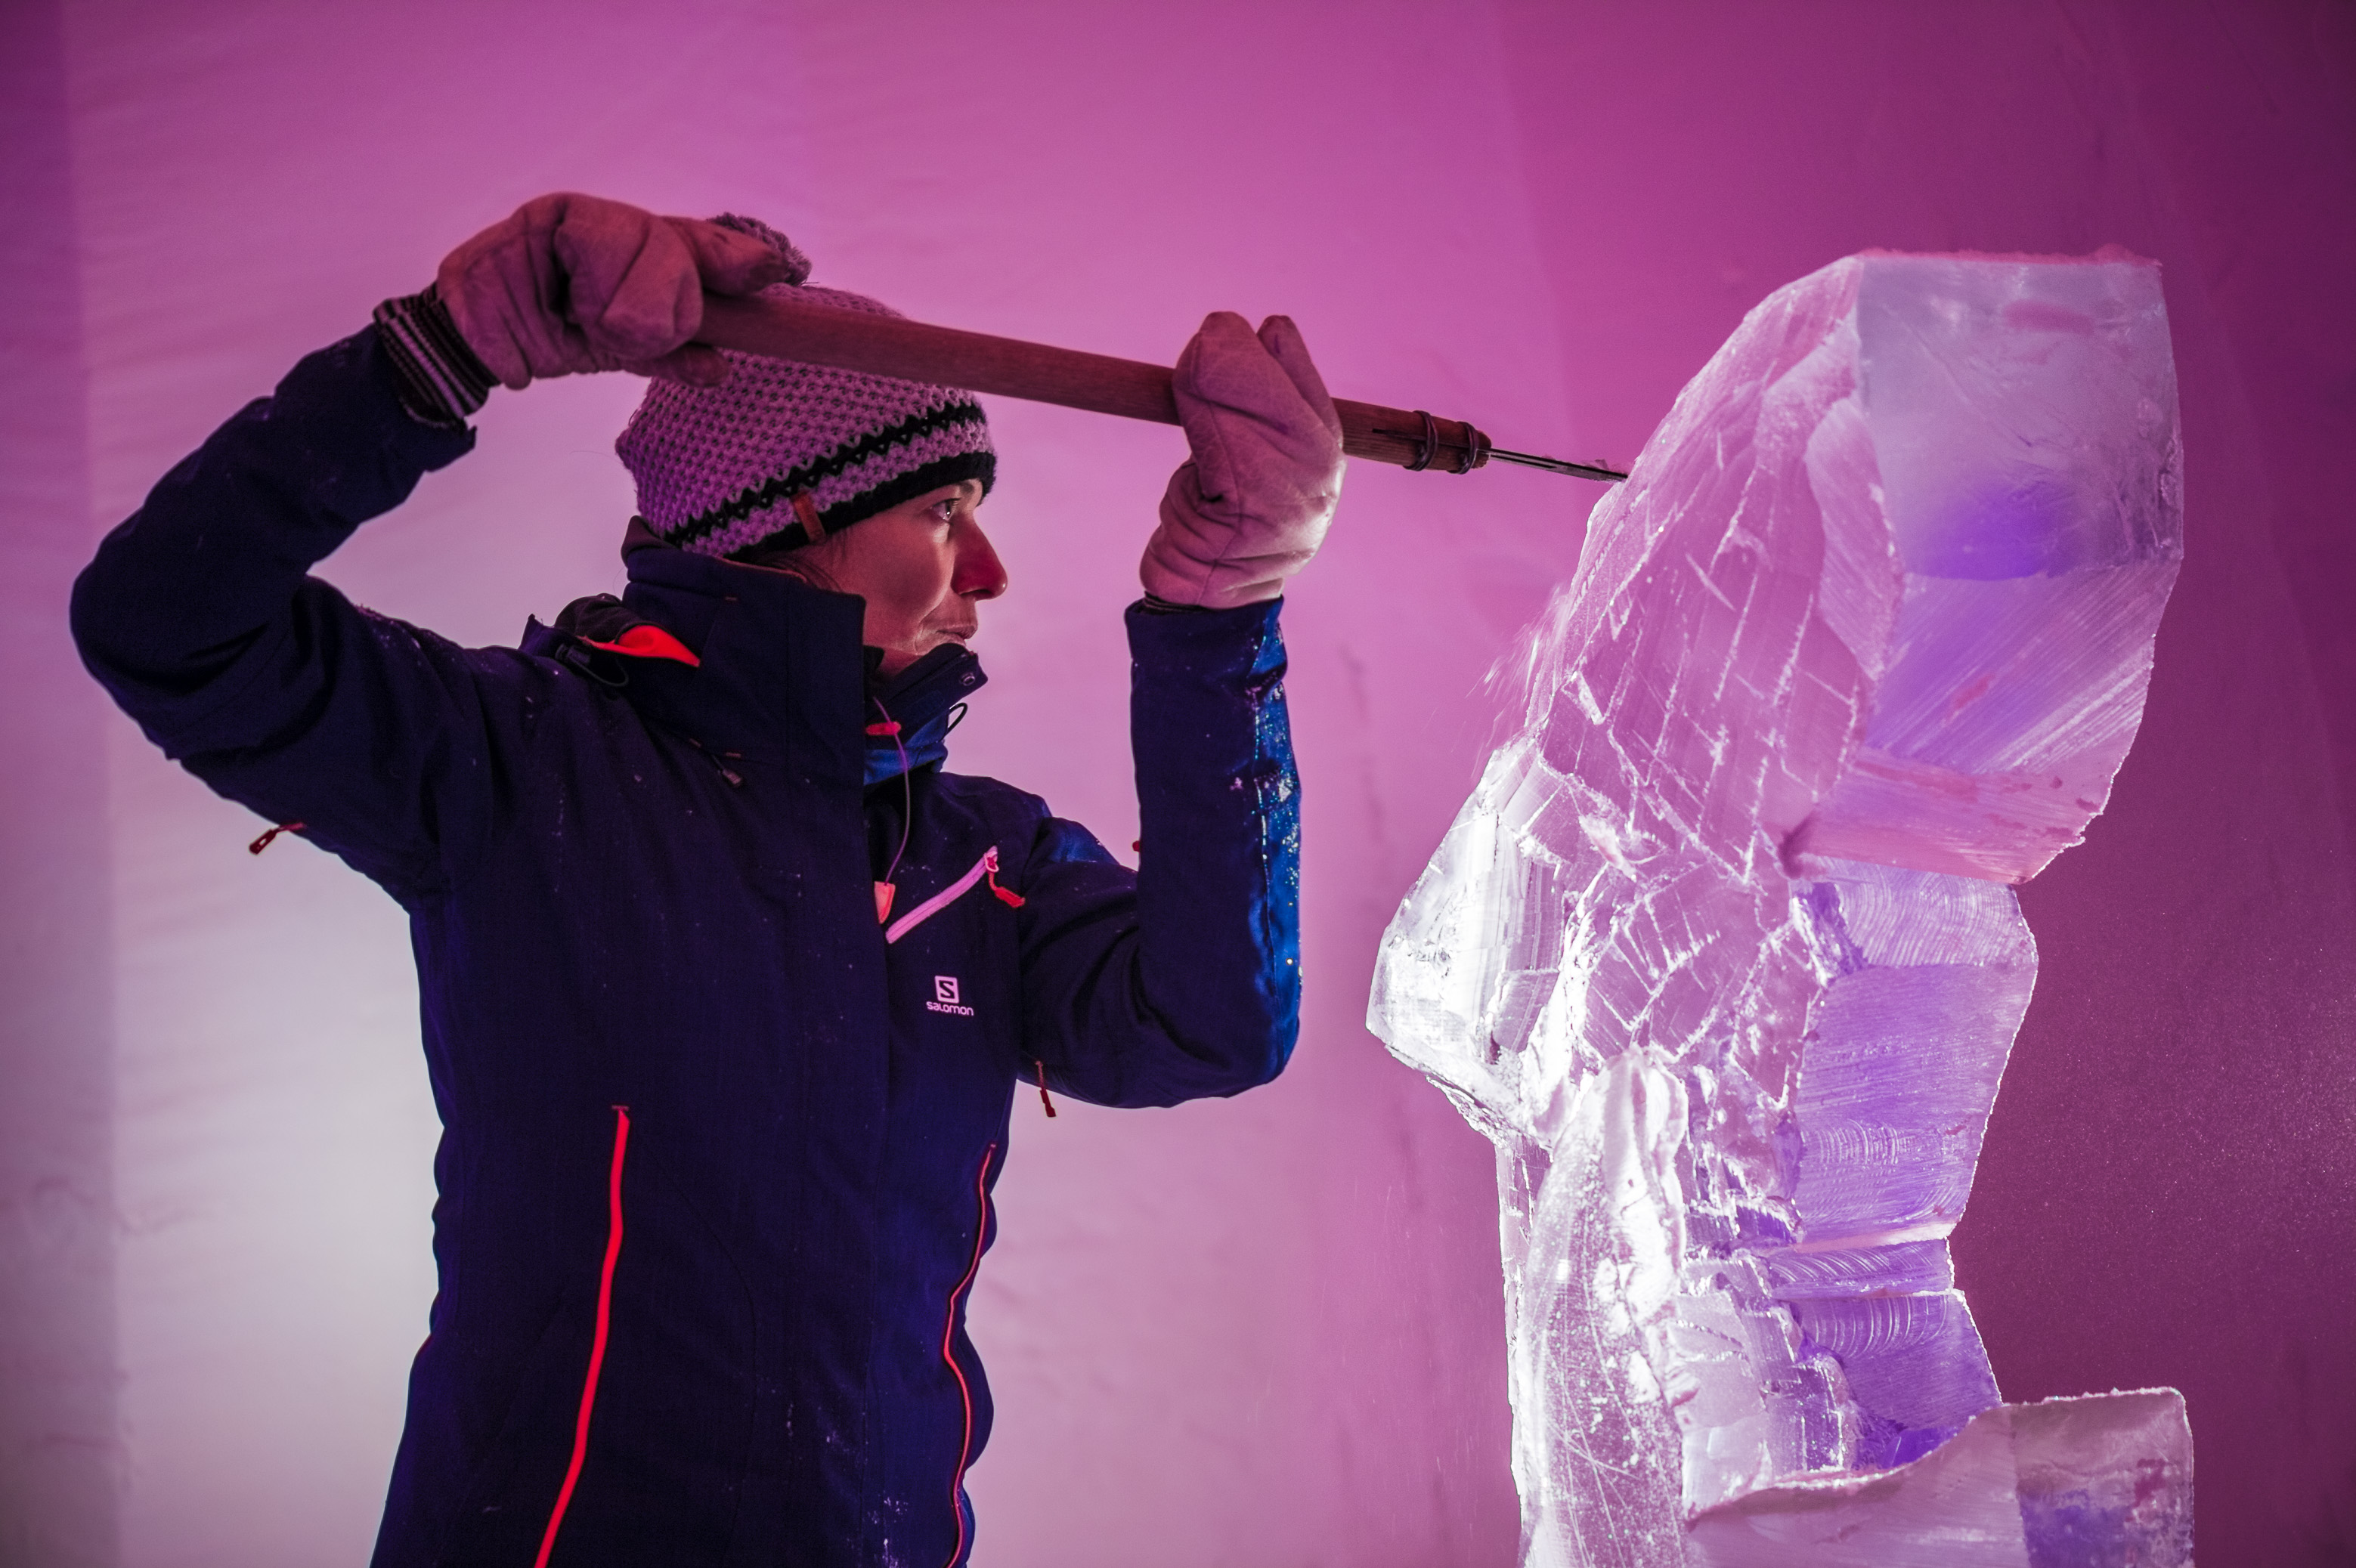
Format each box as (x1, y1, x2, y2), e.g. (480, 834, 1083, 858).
(1368, 252, 2188, 1565)
(1688, 1389, 2193, 1566)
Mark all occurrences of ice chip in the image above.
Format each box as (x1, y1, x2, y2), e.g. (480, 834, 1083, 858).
(1368, 252, 2187, 1563)
(1684, 1390, 2194, 1567)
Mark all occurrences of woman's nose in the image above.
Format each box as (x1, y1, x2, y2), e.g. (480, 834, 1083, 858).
(955, 521, 1008, 601)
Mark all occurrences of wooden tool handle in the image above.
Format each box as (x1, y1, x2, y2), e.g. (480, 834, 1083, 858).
(696, 292, 1491, 474)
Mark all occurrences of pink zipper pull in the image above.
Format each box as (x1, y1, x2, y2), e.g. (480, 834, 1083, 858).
(249, 821, 305, 855)
(1033, 1059, 1058, 1118)
(984, 846, 1025, 908)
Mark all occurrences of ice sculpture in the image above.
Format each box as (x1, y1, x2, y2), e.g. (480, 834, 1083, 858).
(1369, 252, 2189, 1565)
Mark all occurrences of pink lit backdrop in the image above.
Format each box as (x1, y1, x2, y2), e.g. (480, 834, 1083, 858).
(3, 3, 2349, 1565)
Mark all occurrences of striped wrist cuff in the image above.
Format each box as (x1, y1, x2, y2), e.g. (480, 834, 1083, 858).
(372, 284, 497, 427)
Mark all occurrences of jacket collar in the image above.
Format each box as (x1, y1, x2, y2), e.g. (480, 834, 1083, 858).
(524, 533, 986, 788)
(863, 642, 983, 785)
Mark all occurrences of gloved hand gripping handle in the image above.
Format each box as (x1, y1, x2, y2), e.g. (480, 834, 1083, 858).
(697, 293, 1624, 482)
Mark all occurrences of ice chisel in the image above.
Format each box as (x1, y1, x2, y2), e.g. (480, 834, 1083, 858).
(697, 292, 1626, 482)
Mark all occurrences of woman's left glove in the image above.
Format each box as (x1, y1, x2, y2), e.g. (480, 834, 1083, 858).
(1140, 312, 1345, 611)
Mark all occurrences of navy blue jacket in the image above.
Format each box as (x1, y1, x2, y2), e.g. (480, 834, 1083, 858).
(70, 329, 1302, 1568)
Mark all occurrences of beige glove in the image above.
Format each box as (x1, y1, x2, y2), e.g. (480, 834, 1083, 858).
(1140, 312, 1345, 610)
(436, 193, 791, 389)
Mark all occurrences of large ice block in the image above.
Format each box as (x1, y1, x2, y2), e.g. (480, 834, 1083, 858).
(1370, 252, 2187, 1563)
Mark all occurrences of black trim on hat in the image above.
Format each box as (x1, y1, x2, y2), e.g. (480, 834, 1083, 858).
(667, 401, 994, 552)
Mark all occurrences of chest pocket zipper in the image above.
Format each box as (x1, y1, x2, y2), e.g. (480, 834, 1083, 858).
(884, 846, 1022, 946)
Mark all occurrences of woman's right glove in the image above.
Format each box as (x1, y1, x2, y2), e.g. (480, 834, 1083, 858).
(1139, 312, 1345, 611)
(436, 192, 791, 390)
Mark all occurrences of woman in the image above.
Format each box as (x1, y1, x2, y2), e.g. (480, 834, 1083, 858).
(72, 193, 1342, 1567)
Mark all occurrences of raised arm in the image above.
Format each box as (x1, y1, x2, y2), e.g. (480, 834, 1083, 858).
(1015, 311, 1342, 1104)
(70, 196, 787, 899)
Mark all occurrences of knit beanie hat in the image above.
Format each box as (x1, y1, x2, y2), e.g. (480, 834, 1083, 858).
(616, 215, 995, 559)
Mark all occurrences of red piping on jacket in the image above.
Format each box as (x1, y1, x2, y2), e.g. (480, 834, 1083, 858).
(581, 625, 700, 666)
(941, 1144, 995, 1568)
(534, 1105, 632, 1568)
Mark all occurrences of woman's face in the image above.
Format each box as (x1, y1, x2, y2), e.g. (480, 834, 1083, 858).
(753, 480, 1006, 676)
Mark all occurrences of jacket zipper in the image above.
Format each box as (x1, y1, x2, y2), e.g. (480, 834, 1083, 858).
(533, 1105, 632, 1568)
(884, 846, 1017, 945)
(940, 1144, 995, 1568)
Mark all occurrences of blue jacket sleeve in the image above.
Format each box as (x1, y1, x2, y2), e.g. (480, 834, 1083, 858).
(68, 327, 509, 903)
(1012, 600, 1301, 1106)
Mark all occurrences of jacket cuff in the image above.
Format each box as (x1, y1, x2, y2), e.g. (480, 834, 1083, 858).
(371, 283, 497, 428)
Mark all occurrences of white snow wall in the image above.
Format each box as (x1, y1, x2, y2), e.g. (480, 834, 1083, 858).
(3, 2, 2351, 1564)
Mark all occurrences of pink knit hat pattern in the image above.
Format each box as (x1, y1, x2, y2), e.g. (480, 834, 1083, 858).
(616, 215, 995, 559)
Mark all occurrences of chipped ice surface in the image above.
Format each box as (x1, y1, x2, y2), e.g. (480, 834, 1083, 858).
(1368, 253, 2187, 1564)
(1686, 1390, 2195, 1566)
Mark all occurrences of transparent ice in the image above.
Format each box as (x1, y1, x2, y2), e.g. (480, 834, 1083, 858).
(1370, 254, 2190, 1565)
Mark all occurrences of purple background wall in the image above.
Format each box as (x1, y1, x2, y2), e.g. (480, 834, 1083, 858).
(2, 2, 2347, 1564)
(1, 2, 115, 1564)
